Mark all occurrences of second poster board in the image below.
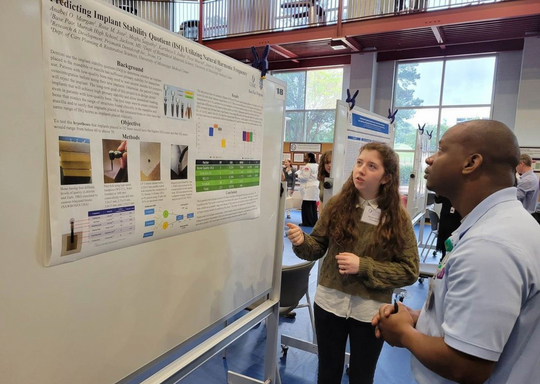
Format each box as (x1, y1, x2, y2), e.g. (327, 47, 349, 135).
(330, 101, 393, 197)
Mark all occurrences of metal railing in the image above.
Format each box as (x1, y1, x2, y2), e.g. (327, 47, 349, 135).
(105, 0, 504, 40)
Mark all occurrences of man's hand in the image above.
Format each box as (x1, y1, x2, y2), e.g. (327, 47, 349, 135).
(335, 252, 360, 274)
(373, 302, 415, 347)
(286, 223, 304, 246)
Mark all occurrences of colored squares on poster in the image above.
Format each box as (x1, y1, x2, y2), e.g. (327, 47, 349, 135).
(221, 139, 226, 148)
(209, 127, 214, 136)
(162, 222, 168, 230)
(163, 210, 169, 218)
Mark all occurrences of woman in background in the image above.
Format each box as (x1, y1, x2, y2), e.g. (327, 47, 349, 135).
(287, 143, 419, 384)
(282, 159, 296, 219)
(296, 152, 319, 227)
(318, 150, 332, 211)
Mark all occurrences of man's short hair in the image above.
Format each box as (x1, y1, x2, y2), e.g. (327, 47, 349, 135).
(520, 154, 532, 167)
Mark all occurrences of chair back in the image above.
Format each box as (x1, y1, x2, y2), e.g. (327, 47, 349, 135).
(427, 209, 439, 231)
(280, 260, 315, 308)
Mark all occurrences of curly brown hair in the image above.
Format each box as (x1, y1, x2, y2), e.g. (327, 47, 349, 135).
(318, 150, 332, 183)
(325, 143, 409, 259)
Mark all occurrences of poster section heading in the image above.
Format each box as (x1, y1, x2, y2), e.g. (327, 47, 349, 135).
(43, 0, 265, 266)
(351, 113, 390, 136)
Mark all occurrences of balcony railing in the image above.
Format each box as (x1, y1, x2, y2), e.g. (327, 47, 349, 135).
(106, 0, 502, 41)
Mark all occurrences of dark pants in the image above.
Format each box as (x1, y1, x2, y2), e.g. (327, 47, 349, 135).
(314, 303, 384, 384)
(301, 200, 318, 227)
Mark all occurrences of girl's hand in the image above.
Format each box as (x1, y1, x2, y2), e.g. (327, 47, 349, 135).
(335, 252, 360, 274)
(286, 223, 304, 246)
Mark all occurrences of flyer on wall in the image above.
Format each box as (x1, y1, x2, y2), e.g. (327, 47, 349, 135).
(42, 0, 265, 266)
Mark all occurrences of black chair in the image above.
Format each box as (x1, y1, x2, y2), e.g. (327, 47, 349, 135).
(421, 208, 439, 262)
(280, 260, 317, 355)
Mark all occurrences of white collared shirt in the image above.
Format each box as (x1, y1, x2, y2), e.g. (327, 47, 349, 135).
(412, 187, 540, 384)
(314, 196, 385, 322)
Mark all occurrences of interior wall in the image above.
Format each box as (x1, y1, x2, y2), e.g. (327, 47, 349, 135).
(348, 53, 378, 112)
(515, 37, 540, 146)
(492, 50, 523, 129)
(373, 60, 395, 117)
(283, 142, 333, 167)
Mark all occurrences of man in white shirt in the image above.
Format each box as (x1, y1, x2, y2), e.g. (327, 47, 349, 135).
(372, 120, 540, 384)
(516, 153, 539, 213)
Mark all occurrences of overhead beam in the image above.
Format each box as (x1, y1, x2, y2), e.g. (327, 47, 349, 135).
(269, 55, 351, 71)
(341, 0, 540, 36)
(339, 37, 361, 52)
(203, 0, 540, 52)
(270, 45, 300, 63)
(203, 25, 337, 51)
(431, 26, 446, 49)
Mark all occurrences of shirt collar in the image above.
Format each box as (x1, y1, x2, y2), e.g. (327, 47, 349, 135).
(357, 196, 378, 210)
(522, 169, 535, 178)
(452, 187, 517, 243)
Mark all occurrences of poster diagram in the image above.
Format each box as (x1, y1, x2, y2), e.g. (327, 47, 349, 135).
(163, 85, 194, 120)
(142, 207, 194, 238)
(42, 0, 265, 266)
(59, 136, 92, 185)
(140, 142, 161, 182)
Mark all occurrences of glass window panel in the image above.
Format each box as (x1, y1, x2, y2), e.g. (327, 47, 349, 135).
(305, 68, 343, 110)
(285, 111, 305, 142)
(396, 150, 414, 191)
(305, 110, 335, 143)
(273, 71, 306, 110)
(439, 107, 491, 140)
(395, 61, 443, 108)
(394, 108, 439, 152)
(442, 56, 496, 106)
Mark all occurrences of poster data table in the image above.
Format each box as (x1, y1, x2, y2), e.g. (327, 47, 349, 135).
(195, 160, 260, 192)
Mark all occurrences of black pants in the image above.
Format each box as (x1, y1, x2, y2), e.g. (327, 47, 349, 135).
(301, 200, 318, 227)
(314, 303, 384, 384)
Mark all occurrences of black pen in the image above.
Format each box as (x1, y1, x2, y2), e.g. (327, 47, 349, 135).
(393, 299, 399, 314)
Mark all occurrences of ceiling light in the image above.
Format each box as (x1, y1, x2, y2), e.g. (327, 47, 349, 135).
(330, 40, 348, 50)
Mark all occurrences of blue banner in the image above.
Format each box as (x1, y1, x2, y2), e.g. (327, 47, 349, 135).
(351, 113, 389, 135)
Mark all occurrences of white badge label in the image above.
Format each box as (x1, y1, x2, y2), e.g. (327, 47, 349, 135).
(361, 206, 381, 226)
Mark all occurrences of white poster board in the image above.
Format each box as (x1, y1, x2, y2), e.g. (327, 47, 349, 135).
(42, 0, 265, 266)
(406, 130, 431, 222)
(0, 1, 286, 383)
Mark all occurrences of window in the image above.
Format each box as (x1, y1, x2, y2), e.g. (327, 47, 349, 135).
(393, 56, 496, 188)
(274, 68, 343, 143)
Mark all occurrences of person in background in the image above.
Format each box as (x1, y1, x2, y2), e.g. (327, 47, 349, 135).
(373, 120, 540, 384)
(318, 150, 332, 211)
(296, 152, 319, 227)
(282, 159, 296, 219)
(516, 153, 539, 213)
(434, 195, 461, 258)
(287, 143, 419, 384)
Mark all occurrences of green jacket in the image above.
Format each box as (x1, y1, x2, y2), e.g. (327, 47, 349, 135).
(293, 196, 419, 303)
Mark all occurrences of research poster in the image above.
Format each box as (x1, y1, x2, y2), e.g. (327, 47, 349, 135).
(42, 0, 265, 266)
(342, 109, 391, 180)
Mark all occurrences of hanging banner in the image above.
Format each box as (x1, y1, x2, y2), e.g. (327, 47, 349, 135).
(42, 0, 265, 266)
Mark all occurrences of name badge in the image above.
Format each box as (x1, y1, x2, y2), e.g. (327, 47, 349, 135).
(361, 206, 381, 226)
(450, 207, 455, 214)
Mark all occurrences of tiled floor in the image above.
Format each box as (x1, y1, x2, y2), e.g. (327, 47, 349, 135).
(129, 210, 437, 384)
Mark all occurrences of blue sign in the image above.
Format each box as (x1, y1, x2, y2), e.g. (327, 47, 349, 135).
(351, 113, 389, 135)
